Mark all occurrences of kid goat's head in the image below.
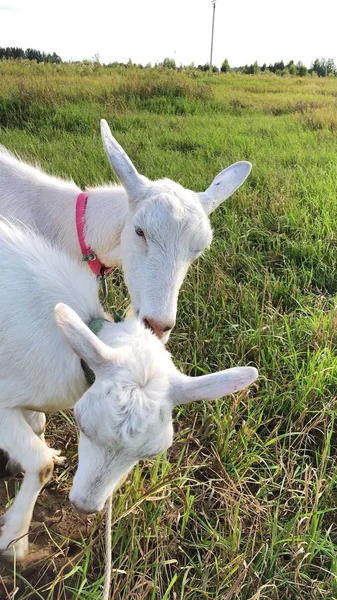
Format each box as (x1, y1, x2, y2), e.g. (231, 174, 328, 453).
(55, 303, 258, 515)
(100, 120, 252, 343)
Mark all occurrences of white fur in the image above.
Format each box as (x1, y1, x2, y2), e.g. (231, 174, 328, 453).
(0, 221, 257, 560)
(0, 120, 251, 340)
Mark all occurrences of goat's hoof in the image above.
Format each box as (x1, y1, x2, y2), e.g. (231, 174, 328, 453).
(5, 458, 22, 476)
(50, 449, 66, 465)
(0, 535, 29, 562)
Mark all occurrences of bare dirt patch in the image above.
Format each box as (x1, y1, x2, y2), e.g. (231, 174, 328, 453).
(0, 416, 105, 600)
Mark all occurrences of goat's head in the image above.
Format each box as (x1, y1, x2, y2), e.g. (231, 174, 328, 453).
(55, 303, 258, 515)
(101, 120, 252, 343)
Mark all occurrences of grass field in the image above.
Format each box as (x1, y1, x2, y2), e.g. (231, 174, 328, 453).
(0, 62, 337, 599)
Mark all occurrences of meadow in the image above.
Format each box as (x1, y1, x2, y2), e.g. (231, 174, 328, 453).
(0, 61, 337, 599)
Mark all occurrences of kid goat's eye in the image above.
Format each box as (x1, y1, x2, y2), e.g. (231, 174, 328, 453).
(135, 227, 145, 238)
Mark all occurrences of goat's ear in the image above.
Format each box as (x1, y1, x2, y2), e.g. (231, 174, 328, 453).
(54, 303, 117, 372)
(100, 119, 148, 201)
(169, 366, 258, 406)
(198, 162, 252, 215)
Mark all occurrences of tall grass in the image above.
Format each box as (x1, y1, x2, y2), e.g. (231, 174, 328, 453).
(0, 64, 337, 599)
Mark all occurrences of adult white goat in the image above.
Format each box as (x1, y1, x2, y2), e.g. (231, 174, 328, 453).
(0, 120, 251, 342)
(0, 220, 258, 561)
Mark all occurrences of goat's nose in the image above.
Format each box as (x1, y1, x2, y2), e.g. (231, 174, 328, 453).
(72, 502, 93, 515)
(143, 317, 174, 339)
(70, 498, 99, 515)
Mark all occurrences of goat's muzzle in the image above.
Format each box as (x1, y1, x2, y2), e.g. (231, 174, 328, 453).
(143, 317, 174, 339)
(70, 498, 101, 515)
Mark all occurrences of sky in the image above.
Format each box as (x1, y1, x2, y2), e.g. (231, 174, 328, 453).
(1, 0, 337, 68)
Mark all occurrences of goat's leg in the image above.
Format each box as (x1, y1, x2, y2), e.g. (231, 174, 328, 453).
(5, 410, 47, 474)
(24, 410, 65, 463)
(6, 410, 64, 474)
(24, 410, 46, 441)
(0, 408, 54, 560)
(25, 410, 66, 465)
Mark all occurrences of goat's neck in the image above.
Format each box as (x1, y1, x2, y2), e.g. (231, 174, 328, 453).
(35, 181, 83, 261)
(0, 153, 129, 267)
(32, 182, 128, 268)
(83, 185, 128, 268)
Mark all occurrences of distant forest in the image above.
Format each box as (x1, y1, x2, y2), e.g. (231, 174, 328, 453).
(0, 47, 61, 63)
(1, 47, 336, 77)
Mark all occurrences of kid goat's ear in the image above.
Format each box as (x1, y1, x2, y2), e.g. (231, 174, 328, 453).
(169, 366, 258, 406)
(54, 303, 117, 372)
(198, 161, 252, 215)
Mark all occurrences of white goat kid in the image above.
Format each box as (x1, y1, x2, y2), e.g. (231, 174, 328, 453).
(0, 221, 258, 561)
(0, 120, 251, 341)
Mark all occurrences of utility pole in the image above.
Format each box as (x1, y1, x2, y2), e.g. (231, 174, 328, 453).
(209, 0, 217, 71)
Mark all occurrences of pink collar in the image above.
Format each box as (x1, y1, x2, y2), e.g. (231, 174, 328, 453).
(76, 192, 114, 277)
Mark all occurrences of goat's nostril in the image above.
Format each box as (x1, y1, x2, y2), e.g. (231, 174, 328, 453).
(143, 318, 152, 331)
(143, 318, 174, 338)
(71, 501, 96, 515)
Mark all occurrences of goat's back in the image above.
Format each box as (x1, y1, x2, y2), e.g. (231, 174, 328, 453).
(0, 148, 80, 243)
(0, 220, 103, 409)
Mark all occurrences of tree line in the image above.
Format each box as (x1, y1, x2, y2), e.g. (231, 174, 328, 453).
(0, 47, 61, 63)
(211, 58, 336, 77)
(153, 57, 337, 78)
(1, 47, 336, 77)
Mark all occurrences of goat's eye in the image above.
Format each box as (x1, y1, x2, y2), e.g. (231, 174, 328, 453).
(135, 227, 145, 238)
